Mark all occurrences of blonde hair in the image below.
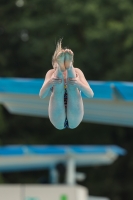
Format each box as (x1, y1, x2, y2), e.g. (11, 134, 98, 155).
(52, 39, 63, 67)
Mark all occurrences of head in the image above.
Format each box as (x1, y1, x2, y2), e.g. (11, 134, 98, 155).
(52, 39, 63, 69)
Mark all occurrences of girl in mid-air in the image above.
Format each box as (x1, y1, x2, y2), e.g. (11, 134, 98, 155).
(39, 40, 94, 129)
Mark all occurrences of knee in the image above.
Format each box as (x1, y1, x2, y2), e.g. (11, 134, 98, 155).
(67, 118, 82, 129)
(68, 123, 80, 129)
(54, 124, 64, 130)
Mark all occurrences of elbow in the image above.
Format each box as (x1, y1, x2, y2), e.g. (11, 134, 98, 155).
(91, 91, 94, 98)
(87, 91, 94, 98)
(39, 91, 45, 99)
(86, 87, 94, 98)
(39, 93, 43, 99)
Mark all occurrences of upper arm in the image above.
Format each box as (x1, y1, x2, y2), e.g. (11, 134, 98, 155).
(39, 69, 54, 98)
(41, 69, 54, 87)
(75, 68, 90, 86)
(75, 68, 94, 97)
(44, 69, 54, 82)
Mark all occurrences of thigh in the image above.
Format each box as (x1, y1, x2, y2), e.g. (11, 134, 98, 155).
(67, 89, 84, 129)
(48, 90, 66, 130)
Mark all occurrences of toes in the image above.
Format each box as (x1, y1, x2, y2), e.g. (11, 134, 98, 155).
(57, 51, 64, 59)
(64, 49, 74, 62)
(64, 49, 74, 56)
(56, 49, 74, 70)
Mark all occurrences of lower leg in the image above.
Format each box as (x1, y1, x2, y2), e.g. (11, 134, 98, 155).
(65, 50, 84, 129)
(67, 84, 84, 129)
(67, 65, 76, 78)
(49, 66, 66, 130)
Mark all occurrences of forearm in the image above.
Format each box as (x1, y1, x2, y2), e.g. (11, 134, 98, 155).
(77, 81, 94, 98)
(39, 80, 52, 99)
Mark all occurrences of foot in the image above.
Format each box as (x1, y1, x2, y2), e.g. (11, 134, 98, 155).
(64, 49, 74, 69)
(56, 50, 66, 72)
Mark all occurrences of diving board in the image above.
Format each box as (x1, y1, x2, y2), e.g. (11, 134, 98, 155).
(0, 145, 126, 184)
(0, 78, 133, 127)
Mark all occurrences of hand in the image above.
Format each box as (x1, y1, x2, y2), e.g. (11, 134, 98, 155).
(49, 77, 62, 87)
(67, 75, 80, 87)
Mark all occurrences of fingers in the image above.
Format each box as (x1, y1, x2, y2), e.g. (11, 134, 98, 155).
(53, 78, 62, 81)
(64, 49, 74, 56)
(52, 78, 62, 85)
(67, 79, 77, 85)
(67, 76, 79, 86)
(67, 78, 77, 81)
(67, 77, 77, 82)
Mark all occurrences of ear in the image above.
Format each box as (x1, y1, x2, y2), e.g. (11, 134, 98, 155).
(53, 62, 58, 69)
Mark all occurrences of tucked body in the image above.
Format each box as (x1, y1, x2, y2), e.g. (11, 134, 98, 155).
(39, 41, 94, 129)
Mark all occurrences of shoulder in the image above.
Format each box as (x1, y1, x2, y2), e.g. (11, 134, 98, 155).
(45, 69, 55, 78)
(74, 67, 89, 85)
(46, 69, 55, 75)
(74, 68, 85, 77)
